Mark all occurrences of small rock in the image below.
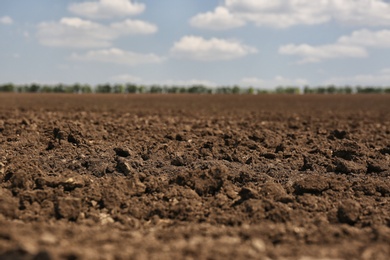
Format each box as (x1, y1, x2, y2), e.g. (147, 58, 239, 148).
(224, 184, 238, 200)
(99, 213, 115, 225)
(294, 175, 329, 195)
(338, 199, 361, 225)
(116, 158, 132, 176)
(171, 157, 185, 166)
(251, 238, 266, 253)
(40, 233, 58, 245)
(0, 162, 5, 175)
(61, 177, 84, 191)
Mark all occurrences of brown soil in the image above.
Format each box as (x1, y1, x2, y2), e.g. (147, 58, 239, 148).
(0, 93, 389, 260)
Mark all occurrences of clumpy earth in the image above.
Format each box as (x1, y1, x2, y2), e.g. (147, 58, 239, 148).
(0, 93, 389, 260)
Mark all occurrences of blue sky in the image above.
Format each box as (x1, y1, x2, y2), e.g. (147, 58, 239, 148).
(1, 0, 390, 88)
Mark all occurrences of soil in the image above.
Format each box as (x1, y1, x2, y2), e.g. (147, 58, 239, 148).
(0, 93, 389, 260)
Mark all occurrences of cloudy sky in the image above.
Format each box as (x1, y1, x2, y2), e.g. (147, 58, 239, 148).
(1, 0, 390, 88)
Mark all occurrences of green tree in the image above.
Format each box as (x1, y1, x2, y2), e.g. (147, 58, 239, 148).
(28, 83, 41, 93)
(113, 84, 125, 93)
(232, 85, 241, 94)
(150, 85, 163, 93)
(96, 84, 111, 93)
(327, 85, 337, 94)
(41, 85, 53, 93)
(81, 84, 92, 93)
(126, 83, 138, 93)
(0, 83, 14, 92)
(71, 83, 82, 93)
(53, 84, 65, 93)
(188, 85, 208, 94)
(247, 87, 255, 95)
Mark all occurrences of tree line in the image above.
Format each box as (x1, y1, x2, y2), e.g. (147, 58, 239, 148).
(0, 83, 389, 94)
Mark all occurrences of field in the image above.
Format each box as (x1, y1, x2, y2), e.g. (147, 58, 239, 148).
(0, 93, 389, 259)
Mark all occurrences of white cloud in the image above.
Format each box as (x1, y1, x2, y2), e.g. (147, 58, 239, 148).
(70, 48, 164, 66)
(190, 7, 245, 30)
(232, 0, 330, 28)
(330, 0, 390, 26)
(337, 29, 390, 48)
(190, 0, 390, 30)
(37, 17, 157, 48)
(111, 74, 142, 83)
(279, 43, 368, 63)
(240, 76, 308, 88)
(110, 75, 217, 86)
(225, 0, 284, 12)
(170, 35, 257, 61)
(380, 68, 390, 74)
(279, 29, 390, 63)
(110, 19, 157, 34)
(156, 79, 218, 87)
(324, 69, 390, 86)
(110, 74, 218, 87)
(68, 0, 145, 19)
(0, 16, 13, 25)
(37, 18, 113, 48)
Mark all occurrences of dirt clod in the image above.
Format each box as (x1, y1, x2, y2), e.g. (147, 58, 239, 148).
(337, 199, 361, 225)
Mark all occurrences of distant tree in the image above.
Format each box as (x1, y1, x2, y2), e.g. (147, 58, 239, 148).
(16, 86, 24, 93)
(138, 85, 146, 93)
(303, 86, 311, 94)
(357, 86, 383, 94)
(336, 86, 353, 94)
(247, 87, 255, 95)
(344, 86, 353, 94)
(216, 86, 232, 94)
(326, 85, 337, 94)
(166, 86, 180, 93)
(113, 84, 125, 93)
(232, 85, 241, 94)
(188, 85, 208, 94)
(28, 83, 41, 93)
(81, 84, 92, 93)
(150, 85, 163, 93)
(317, 87, 326, 94)
(41, 85, 53, 93)
(126, 83, 138, 93)
(275, 86, 285, 94)
(96, 84, 111, 93)
(0, 83, 14, 92)
(257, 89, 270, 94)
(53, 84, 65, 93)
(70, 83, 82, 93)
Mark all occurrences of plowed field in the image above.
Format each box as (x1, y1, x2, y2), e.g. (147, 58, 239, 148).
(0, 94, 389, 260)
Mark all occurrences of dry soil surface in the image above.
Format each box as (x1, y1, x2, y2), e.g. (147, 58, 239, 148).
(0, 94, 389, 260)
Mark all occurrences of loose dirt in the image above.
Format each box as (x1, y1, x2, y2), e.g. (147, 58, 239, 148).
(0, 94, 389, 260)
